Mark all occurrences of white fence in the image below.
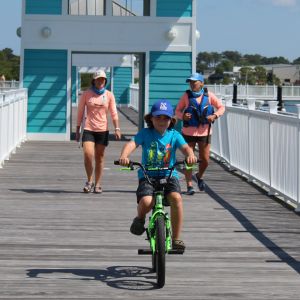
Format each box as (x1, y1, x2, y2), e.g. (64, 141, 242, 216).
(0, 89, 28, 168)
(206, 84, 300, 100)
(211, 99, 300, 210)
(129, 83, 139, 111)
(0, 80, 19, 91)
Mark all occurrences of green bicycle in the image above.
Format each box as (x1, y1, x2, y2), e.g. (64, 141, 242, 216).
(114, 160, 191, 288)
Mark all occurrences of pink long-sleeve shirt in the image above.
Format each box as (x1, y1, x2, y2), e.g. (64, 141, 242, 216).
(77, 89, 119, 132)
(175, 91, 225, 137)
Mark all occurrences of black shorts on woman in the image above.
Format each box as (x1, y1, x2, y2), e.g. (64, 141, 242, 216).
(82, 130, 109, 146)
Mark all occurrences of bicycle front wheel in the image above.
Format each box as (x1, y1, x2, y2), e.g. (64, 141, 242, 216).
(155, 215, 166, 288)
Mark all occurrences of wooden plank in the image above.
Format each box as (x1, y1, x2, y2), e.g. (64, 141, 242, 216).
(1, 108, 300, 298)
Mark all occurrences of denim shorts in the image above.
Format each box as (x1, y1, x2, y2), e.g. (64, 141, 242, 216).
(82, 130, 109, 146)
(136, 177, 181, 206)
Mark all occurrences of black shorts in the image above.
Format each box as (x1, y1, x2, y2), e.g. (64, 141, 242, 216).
(183, 134, 211, 144)
(136, 177, 181, 206)
(82, 130, 109, 146)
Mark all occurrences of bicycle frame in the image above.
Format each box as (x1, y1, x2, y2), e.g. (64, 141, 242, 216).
(114, 159, 194, 288)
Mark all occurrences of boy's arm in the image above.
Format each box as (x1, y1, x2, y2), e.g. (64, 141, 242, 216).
(180, 144, 197, 165)
(119, 140, 138, 166)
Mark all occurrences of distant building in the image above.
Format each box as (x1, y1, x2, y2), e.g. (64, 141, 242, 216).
(233, 64, 300, 85)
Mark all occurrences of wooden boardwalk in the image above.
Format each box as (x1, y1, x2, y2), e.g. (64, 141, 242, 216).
(1, 108, 300, 299)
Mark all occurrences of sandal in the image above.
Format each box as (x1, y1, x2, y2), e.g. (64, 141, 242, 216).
(83, 182, 94, 193)
(94, 186, 102, 194)
(172, 239, 186, 251)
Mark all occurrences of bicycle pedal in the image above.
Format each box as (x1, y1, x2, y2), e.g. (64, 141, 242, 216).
(138, 249, 152, 255)
(168, 249, 184, 255)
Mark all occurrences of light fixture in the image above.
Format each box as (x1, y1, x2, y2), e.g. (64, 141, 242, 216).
(41, 26, 51, 38)
(16, 27, 21, 38)
(196, 29, 200, 40)
(166, 27, 177, 41)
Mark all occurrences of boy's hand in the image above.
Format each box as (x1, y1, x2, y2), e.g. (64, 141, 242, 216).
(119, 157, 130, 167)
(185, 154, 198, 166)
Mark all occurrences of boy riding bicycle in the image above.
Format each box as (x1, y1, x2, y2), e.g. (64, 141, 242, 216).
(118, 99, 197, 250)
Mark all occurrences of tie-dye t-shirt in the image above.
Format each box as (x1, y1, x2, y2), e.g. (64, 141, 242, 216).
(133, 128, 187, 179)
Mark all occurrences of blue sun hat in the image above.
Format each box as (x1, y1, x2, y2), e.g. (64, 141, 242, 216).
(151, 99, 174, 118)
(186, 72, 204, 83)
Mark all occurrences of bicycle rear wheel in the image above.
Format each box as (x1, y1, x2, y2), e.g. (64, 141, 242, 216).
(155, 215, 166, 288)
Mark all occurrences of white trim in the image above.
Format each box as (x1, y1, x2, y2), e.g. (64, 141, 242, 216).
(26, 133, 69, 141)
(66, 50, 72, 141)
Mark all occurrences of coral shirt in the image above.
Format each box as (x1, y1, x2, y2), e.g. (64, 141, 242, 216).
(175, 91, 225, 137)
(77, 89, 119, 132)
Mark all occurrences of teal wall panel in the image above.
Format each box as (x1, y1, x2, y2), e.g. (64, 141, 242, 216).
(26, 0, 62, 15)
(149, 51, 192, 130)
(23, 49, 68, 133)
(71, 66, 77, 104)
(113, 67, 132, 105)
(156, 0, 192, 17)
(106, 71, 111, 91)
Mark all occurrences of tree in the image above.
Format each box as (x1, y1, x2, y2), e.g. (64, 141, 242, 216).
(292, 57, 300, 64)
(254, 66, 267, 84)
(0, 48, 20, 80)
(222, 51, 242, 64)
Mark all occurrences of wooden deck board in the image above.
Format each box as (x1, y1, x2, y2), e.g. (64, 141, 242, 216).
(0, 108, 300, 298)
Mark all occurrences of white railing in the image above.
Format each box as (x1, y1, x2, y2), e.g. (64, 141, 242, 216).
(0, 80, 19, 91)
(0, 89, 28, 168)
(211, 99, 300, 211)
(206, 84, 300, 100)
(129, 83, 139, 111)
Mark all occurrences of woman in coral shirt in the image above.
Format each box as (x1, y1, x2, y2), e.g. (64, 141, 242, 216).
(76, 71, 121, 194)
(175, 73, 225, 195)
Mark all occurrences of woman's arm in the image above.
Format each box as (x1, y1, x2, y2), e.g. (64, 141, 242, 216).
(175, 93, 188, 120)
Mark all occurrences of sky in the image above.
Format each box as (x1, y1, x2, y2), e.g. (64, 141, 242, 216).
(0, 0, 299, 62)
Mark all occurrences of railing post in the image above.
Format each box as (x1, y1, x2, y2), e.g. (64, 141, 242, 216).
(277, 85, 283, 111)
(295, 105, 300, 211)
(232, 83, 237, 104)
(268, 101, 277, 196)
(247, 98, 256, 181)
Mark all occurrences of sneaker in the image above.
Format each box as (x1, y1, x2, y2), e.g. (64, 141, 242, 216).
(186, 186, 195, 195)
(130, 217, 145, 235)
(196, 175, 206, 191)
(172, 239, 186, 251)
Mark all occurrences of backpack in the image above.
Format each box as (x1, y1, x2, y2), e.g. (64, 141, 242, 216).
(183, 87, 214, 127)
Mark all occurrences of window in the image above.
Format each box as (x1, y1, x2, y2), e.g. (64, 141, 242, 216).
(112, 0, 150, 16)
(69, 0, 105, 16)
(69, 0, 150, 16)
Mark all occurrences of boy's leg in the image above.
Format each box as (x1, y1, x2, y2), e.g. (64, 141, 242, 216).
(167, 192, 183, 240)
(137, 195, 154, 219)
(131, 179, 154, 235)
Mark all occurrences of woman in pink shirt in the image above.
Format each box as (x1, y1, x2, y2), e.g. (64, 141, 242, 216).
(76, 71, 121, 194)
(175, 73, 225, 195)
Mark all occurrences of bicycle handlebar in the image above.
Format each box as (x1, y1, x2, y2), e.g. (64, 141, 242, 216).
(114, 159, 200, 186)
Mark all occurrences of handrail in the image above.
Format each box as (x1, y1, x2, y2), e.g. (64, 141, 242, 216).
(210, 98, 300, 211)
(0, 89, 27, 168)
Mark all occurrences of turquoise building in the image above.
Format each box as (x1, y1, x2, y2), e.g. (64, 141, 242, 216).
(20, 0, 197, 140)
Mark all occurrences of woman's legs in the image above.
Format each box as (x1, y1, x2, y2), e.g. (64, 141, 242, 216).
(83, 141, 95, 183)
(94, 144, 106, 188)
(185, 142, 196, 188)
(197, 141, 210, 179)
